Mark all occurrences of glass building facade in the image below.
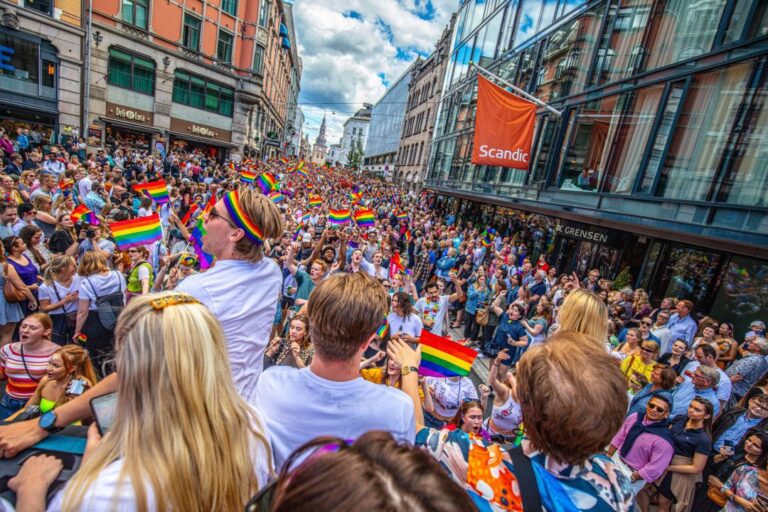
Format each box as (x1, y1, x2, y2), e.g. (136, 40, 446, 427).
(426, 0, 768, 334)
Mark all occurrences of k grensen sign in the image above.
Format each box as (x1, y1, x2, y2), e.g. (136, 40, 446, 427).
(471, 75, 537, 170)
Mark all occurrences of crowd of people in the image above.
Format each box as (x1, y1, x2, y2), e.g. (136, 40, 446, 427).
(0, 134, 762, 511)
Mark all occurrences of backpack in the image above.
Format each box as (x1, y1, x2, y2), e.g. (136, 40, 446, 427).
(86, 272, 125, 331)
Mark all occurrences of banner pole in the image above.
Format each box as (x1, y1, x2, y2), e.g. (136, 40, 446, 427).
(470, 61, 562, 117)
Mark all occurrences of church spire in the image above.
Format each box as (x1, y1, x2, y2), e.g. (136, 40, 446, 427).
(315, 113, 327, 147)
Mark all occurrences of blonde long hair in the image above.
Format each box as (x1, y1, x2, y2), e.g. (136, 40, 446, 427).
(62, 292, 272, 512)
(557, 289, 609, 346)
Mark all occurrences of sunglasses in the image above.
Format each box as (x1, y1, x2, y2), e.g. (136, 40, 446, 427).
(641, 321, 652, 326)
(641, 347, 657, 353)
(647, 403, 668, 413)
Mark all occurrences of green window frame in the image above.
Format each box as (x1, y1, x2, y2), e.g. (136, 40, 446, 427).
(220, 0, 237, 16)
(122, 0, 149, 29)
(183, 14, 201, 51)
(252, 45, 264, 73)
(108, 47, 155, 95)
(172, 70, 234, 117)
(216, 30, 234, 63)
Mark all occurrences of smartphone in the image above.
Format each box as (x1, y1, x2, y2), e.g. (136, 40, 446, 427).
(90, 392, 118, 436)
(67, 378, 87, 396)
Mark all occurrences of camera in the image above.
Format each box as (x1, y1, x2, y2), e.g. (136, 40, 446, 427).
(86, 229, 97, 239)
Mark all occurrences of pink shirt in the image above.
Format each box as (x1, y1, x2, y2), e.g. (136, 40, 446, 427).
(611, 412, 675, 482)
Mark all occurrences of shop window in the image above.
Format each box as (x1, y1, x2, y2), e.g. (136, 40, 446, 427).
(529, 115, 556, 187)
(252, 45, 264, 74)
(216, 30, 233, 63)
(535, 5, 601, 103)
(108, 48, 155, 95)
(122, 0, 149, 30)
(0, 34, 39, 83)
(221, 0, 237, 16)
(653, 61, 752, 202)
(172, 70, 234, 117)
(716, 71, 768, 206)
(660, 244, 722, 307)
(23, 0, 53, 16)
(724, 0, 768, 44)
(642, 0, 726, 71)
(592, 0, 651, 85)
(709, 256, 768, 339)
(183, 14, 201, 51)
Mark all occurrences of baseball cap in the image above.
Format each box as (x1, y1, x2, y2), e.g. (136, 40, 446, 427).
(301, 233, 311, 243)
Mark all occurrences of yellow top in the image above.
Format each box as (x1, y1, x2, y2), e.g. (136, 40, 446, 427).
(620, 356, 655, 384)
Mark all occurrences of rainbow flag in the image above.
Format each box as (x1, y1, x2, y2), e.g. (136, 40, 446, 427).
(301, 212, 311, 225)
(396, 211, 408, 222)
(257, 173, 278, 195)
(190, 217, 214, 269)
(404, 230, 412, 243)
(279, 157, 289, 165)
(202, 194, 217, 216)
(328, 208, 351, 225)
(308, 194, 322, 207)
(354, 208, 375, 227)
(240, 171, 257, 184)
(349, 191, 362, 203)
(110, 213, 163, 250)
(268, 191, 285, 203)
(297, 166, 309, 177)
(419, 330, 477, 378)
(58, 178, 74, 191)
(70, 204, 99, 225)
(181, 203, 199, 226)
(291, 225, 303, 241)
(376, 319, 388, 339)
(134, 180, 169, 204)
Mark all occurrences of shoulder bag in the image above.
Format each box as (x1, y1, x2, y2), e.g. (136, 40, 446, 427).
(3, 263, 27, 303)
(509, 446, 542, 511)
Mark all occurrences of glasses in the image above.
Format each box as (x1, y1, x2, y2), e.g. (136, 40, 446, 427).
(127, 249, 139, 253)
(647, 403, 668, 413)
(641, 321, 652, 326)
(641, 346, 657, 354)
(207, 208, 237, 229)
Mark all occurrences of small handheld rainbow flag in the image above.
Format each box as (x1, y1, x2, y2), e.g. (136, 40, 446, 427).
(110, 213, 163, 250)
(419, 330, 478, 378)
(396, 211, 408, 222)
(70, 204, 99, 225)
(279, 157, 289, 165)
(202, 194, 217, 216)
(134, 180, 169, 204)
(354, 208, 375, 227)
(349, 191, 362, 203)
(75, 333, 87, 343)
(297, 166, 309, 177)
(240, 171, 257, 184)
(58, 178, 74, 191)
(190, 217, 215, 269)
(301, 212, 311, 225)
(268, 191, 285, 203)
(376, 320, 388, 339)
(308, 194, 322, 207)
(257, 173, 279, 195)
(181, 203, 199, 226)
(404, 230, 412, 243)
(328, 208, 351, 225)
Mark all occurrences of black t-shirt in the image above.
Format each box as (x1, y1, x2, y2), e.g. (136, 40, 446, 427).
(669, 414, 712, 458)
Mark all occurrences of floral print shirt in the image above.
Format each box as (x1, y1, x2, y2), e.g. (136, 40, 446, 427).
(415, 428, 633, 512)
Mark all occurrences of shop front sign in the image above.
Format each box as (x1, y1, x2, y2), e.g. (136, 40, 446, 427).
(555, 221, 620, 246)
(105, 102, 154, 125)
(170, 118, 232, 144)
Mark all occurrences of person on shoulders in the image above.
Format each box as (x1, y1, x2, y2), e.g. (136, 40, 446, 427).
(253, 272, 415, 470)
(667, 300, 697, 347)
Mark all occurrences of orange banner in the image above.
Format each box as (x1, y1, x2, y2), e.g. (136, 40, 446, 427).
(471, 74, 537, 170)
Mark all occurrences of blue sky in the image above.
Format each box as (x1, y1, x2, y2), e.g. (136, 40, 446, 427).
(292, 0, 459, 144)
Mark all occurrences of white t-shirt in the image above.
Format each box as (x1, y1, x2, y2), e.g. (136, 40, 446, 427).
(39, 276, 81, 314)
(414, 295, 450, 336)
(425, 376, 478, 418)
(47, 410, 272, 511)
(681, 361, 732, 403)
(79, 272, 125, 311)
(386, 312, 423, 338)
(253, 366, 416, 469)
(177, 258, 281, 401)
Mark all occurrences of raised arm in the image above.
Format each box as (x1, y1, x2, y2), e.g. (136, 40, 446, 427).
(388, 338, 424, 430)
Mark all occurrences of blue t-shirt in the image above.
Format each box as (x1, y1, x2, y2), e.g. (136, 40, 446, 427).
(669, 414, 712, 458)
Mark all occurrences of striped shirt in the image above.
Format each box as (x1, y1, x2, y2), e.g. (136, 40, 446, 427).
(0, 343, 56, 399)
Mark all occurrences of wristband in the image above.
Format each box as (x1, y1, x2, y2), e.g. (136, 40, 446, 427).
(75, 333, 87, 343)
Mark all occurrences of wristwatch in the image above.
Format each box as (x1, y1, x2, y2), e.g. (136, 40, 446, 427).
(400, 366, 419, 376)
(38, 411, 63, 434)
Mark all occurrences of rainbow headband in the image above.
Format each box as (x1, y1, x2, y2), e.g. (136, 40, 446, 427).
(222, 190, 264, 245)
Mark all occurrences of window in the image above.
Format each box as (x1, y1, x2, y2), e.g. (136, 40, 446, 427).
(216, 30, 233, 63)
(108, 48, 155, 95)
(172, 70, 234, 116)
(183, 14, 201, 51)
(592, 1, 651, 85)
(122, 0, 148, 29)
(258, 0, 271, 27)
(0, 34, 38, 83)
(24, 0, 53, 16)
(220, 0, 237, 16)
(651, 62, 752, 201)
(724, 0, 768, 44)
(253, 46, 264, 73)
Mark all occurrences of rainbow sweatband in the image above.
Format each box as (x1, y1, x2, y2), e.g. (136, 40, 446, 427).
(222, 190, 264, 245)
(75, 333, 87, 343)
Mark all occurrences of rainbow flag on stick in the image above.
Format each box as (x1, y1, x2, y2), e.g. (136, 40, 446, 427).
(396, 211, 408, 222)
(181, 203, 199, 226)
(202, 194, 217, 216)
(328, 208, 351, 225)
(308, 194, 322, 207)
(240, 171, 257, 184)
(376, 319, 388, 339)
(190, 217, 214, 269)
(268, 191, 285, 203)
(257, 173, 278, 195)
(110, 213, 163, 250)
(133, 180, 169, 204)
(70, 204, 99, 225)
(419, 330, 477, 378)
(354, 208, 375, 227)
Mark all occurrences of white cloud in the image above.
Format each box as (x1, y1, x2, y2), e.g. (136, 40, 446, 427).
(292, 0, 457, 145)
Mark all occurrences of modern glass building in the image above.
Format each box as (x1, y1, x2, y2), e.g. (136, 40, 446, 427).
(426, 0, 768, 334)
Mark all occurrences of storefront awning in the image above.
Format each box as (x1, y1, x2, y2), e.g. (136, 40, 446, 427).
(100, 117, 163, 134)
(167, 130, 239, 149)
